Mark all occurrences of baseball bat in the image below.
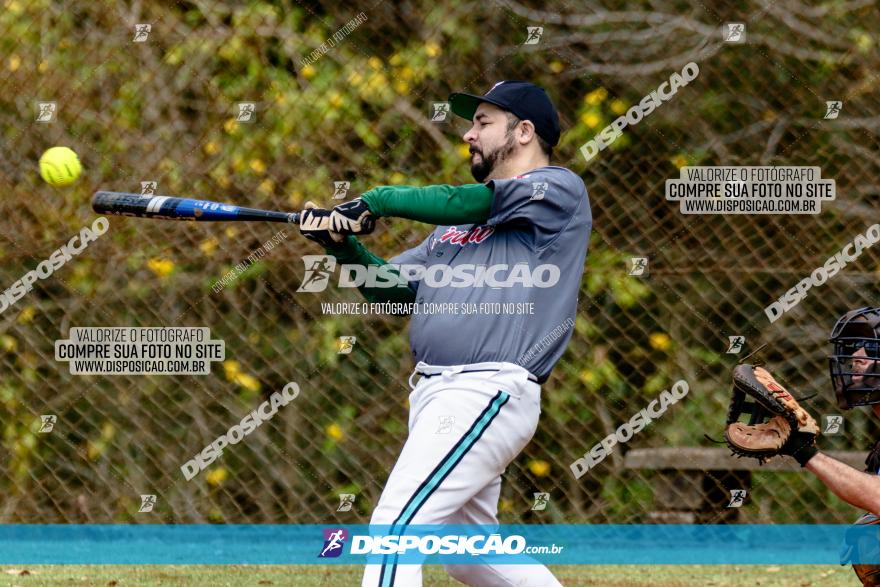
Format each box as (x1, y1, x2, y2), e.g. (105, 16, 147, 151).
(91, 191, 301, 224)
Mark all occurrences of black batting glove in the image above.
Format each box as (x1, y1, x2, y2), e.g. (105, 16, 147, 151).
(329, 198, 375, 236)
(299, 201, 345, 248)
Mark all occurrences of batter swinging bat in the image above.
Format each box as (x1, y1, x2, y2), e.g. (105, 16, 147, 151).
(92, 191, 301, 224)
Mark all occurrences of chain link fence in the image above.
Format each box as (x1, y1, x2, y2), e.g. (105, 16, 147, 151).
(1, 0, 879, 526)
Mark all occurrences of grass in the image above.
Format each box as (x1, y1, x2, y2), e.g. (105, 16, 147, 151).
(0, 565, 856, 586)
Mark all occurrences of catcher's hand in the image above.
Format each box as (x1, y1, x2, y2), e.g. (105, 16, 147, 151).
(299, 201, 345, 246)
(723, 364, 820, 466)
(329, 198, 375, 236)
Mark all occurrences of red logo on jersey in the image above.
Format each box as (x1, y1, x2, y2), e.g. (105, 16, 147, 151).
(438, 226, 495, 246)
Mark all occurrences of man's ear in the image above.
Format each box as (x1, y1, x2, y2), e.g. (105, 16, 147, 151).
(517, 119, 537, 145)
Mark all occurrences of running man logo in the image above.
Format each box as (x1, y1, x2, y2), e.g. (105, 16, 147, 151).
(524, 27, 543, 45)
(436, 415, 455, 434)
(337, 336, 356, 354)
(530, 182, 548, 201)
(333, 181, 350, 200)
(319, 528, 348, 558)
(298, 255, 337, 292)
(133, 24, 151, 42)
(38, 415, 57, 433)
(337, 493, 356, 512)
(531, 492, 550, 511)
(727, 489, 747, 508)
(140, 181, 158, 196)
(823, 414, 844, 435)
(628, 257, 648, 276)
(726, 336, 745, 354)
(139, 494, 157, 513)
(236, 102, 256, 123)
(431, 102, 450, 122)
(824, 101, 843, 120)
(723, 23, 746, 43)
(36, 102, 57, 123)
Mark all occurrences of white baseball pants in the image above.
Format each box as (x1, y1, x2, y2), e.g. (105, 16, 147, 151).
(361, 361, 563, 587)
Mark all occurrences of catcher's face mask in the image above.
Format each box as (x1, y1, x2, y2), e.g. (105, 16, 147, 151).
(829, 307, 880, 409)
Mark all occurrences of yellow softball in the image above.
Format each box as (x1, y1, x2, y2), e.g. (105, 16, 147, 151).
(39, 146, 82, 187)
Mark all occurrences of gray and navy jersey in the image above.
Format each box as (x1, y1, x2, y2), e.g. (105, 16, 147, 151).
(389, 166, 591, 382)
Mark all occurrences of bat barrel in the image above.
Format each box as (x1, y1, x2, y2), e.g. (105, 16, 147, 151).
(92, 191, 300, 223)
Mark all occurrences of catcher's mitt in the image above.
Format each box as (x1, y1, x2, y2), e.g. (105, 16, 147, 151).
(724, 364, 821, 466)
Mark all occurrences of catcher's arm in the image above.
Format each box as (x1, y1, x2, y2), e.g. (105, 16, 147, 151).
(805, 453, 880, 516)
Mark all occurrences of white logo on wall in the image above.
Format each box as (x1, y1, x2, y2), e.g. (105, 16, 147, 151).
(723, 23, 746, 43)
(333, 181, 350, 200)
(139, 494, 157, 512)
(140, 181, 158, 195)
(531, 492, 550, 511)
(298, 255, 337, 293)
(628, 257, 648, 276)
(337, 493, 356, 512)
(236, 102, 256, 123)
(726, 336, 745, 354)
(133, 24, 152, 42)
(337, 336, 356, 354)
(36, 101, 57, 123)
(431, 102, 450, 122)
(524, 27, 544, 45)
(436, 415, 455, 434)
(823, 414, 844, 435)
(727, 489, 747, 508)
(824, 101, 842, 120)
(530, 182, 548, 201)
(38, 415, 57, 433)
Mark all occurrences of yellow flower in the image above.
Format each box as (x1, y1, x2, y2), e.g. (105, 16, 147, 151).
(389, 172, 406, 184)
(399, 66, 415, 81)
(223, 119, 239, 134)
(457, 144, 471, 159)
(584, 88, 608, 106)
(233, 372, 261, 393)
(393, 79, 409, 95)
(368, 57, 383, 70)
(580, 111, 601, 128)
(17, 306, 35, 324)
(301, 63, 316, 79)
(326, 423, 344, 441)
(527, 459, 551, 477)
(225, 227, 238, 239)
(199, 238, 219, 256)
(389, 53, 403, 66)
(0, 335, 17, 352)
(8, 55, 20, 72)
(425, 42, 441, 58)
(856, 33, 873, 52)
(258, 179, 274, 196)
(329, 91, 344, 109)
(250, 159, 266, 174)
(206, 467, 229, 486)
(649, 333, 671, 351)
(348, 71, 364, 86)
(38, 60, 48, 73)
(498, 498, 514, 513)
(610, 99, 627, 115)
(578, 369, 596, 386)
(670, 154, 689, 169)
(549, 61, 564, 74)
(146, 258, 174, 278)
(223, 360, 241, 379)
(203, 141, 219, 155)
